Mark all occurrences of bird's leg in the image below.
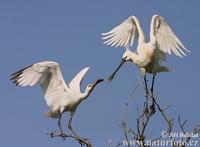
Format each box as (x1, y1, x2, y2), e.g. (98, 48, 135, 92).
(57, 114, 64, 134)
(67, 112, 90, 146)
(144, 74, 149, 114)
(68, 112, 80, 138)
(47, 113, 66, 140)
(57, 113, 68, 140)
(150, 74, 156, 114)
(144, 74, 148, 95)
(150, 74, 156, 95)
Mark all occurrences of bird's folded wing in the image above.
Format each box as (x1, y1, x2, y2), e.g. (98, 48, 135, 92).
(150, 15, 190, 57)
(69, 67, 89, 93)
(102, 16, 138, 48)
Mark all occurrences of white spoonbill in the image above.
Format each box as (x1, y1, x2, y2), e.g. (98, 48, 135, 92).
(11, 61, 103, 136)
(102, 14, 190, 94)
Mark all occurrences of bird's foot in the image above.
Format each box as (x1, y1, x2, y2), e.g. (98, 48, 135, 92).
(46, 130, 92, 146)
(76, 136, 91, 147)
(149, 103, 156, 116)
(46, 130, 69, 140)
(46, 130, 57, 137)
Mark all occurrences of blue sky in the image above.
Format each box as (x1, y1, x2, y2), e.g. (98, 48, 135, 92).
(0, 0, 199, 146)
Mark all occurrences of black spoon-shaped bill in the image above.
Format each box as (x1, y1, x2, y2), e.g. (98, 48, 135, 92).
(107, 58, 126, 82)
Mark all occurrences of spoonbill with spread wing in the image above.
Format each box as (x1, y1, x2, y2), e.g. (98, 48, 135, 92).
(102, 14, 190, 95)
(11, 61, 103, 137)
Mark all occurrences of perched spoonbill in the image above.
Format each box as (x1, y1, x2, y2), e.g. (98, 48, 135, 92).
(102, 14, 190, 94)
(11, 61, 103, 137)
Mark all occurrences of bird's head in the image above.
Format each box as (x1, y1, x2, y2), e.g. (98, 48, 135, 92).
(85, 79, 104, 96)
(107, 50, 133, 82)
(122, 50, 132, 62)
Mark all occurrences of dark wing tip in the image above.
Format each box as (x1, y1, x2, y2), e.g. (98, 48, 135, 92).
(10, 65, 32, 85)
(11, 65, 32, 76)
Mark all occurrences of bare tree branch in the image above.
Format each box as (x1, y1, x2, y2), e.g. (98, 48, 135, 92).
(119, 82, 142, 147)
(46, 131, 93, 147)
(178, 116, 200, 147)
(115, 73, 200, 147)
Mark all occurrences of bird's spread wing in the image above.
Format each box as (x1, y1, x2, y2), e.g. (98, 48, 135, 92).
(102, 16, 139, 49)
(69, 67, 89, 93)
(11, 61, 69, 94)
(150, 15, 190, 57)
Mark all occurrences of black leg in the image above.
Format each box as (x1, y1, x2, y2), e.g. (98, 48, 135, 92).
(68, 111, 79, 138)
(144, 74, 148, 95)
(150, 74, 156, 115)
(58, 114, 63, 134)
(151, 74, 156, 96)
(144, 74, 149, 114)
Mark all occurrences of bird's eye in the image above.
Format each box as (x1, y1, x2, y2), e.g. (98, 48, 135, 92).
(88, 84, 92, 88)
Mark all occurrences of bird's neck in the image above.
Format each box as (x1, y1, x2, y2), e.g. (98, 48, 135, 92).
(80, 89, 91, 100)
(130, 52, 141, 66)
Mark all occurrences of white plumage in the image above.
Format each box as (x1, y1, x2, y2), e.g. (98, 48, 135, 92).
(102, 15, 189, 57)
(102, 14, 190, 95)
(11, 61, 103, 136)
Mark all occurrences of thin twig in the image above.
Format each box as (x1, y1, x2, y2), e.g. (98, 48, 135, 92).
(120, 82, 142, 147)
(46, 131, 93, 147)
(178, 116, 200, 147)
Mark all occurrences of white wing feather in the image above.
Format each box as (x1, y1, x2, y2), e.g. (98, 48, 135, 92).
(102, 16, 138, 49)
(11, 61, 69, 108)
(69, 67, 89, 93)
(150, 15, 190, 57)
(11, 61, 67, 88)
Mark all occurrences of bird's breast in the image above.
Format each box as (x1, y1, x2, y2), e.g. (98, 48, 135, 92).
(140, 48, 157, 73)
(137, 43, 153, 59)
(64, 98, 82, 112)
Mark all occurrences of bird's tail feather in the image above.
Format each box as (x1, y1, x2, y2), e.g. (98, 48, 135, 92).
(44, 109, 60, 118)
(158, 66, 170, 72)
